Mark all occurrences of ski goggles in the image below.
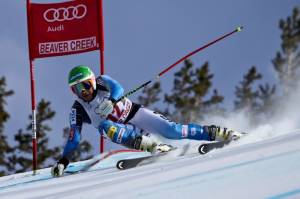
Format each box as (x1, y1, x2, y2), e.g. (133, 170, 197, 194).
(71, 80, 93, 97)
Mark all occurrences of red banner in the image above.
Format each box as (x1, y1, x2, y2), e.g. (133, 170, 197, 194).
(27, 0, 101, 59)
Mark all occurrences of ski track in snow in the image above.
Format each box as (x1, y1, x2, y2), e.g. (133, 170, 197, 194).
(0, 131, 300, 199)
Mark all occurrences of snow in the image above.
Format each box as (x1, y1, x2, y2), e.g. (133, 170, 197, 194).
(0, 130, 300, 199)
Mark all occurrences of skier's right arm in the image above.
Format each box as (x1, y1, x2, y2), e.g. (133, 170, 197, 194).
(62, 106, 84, 158)
(52, 101, 91, 177)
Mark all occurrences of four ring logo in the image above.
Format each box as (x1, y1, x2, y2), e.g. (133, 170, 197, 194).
(43, 4, 87, 23)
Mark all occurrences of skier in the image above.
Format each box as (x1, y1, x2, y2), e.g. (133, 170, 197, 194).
(51, 65, 242, 176)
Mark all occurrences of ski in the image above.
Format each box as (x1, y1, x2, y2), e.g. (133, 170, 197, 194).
(198, 132, 248, 154)
(198, 140, 232, 154)
(116, 144, 190, 170)
(116, 152, 168, 170)
(117, 132, 248, 170)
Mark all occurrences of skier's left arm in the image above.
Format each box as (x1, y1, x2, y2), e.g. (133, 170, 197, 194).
(95, 75, 125, 118)
(101, 75, 124, 102)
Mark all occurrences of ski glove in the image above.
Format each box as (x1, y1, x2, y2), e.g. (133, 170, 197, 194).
(95, 100, 114, 118)
(51, 157, 69, 177)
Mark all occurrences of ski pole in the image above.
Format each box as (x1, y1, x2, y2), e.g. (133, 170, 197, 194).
(116, 26, 243, 103)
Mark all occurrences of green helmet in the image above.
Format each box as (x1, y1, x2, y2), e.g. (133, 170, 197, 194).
(68, 65, 96, 89)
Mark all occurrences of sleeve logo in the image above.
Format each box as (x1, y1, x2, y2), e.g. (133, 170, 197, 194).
(70, 108, 77, 125)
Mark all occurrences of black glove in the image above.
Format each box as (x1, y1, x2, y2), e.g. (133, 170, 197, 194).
(51, 157, 69, 177)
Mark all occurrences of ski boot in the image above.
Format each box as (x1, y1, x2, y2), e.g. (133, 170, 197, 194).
(133, 135, 174, 153)
(133, 135, 157, 152)
(205, 125, 244, 142)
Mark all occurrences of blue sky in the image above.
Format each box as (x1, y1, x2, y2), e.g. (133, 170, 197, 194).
(1, 0, 299, 154)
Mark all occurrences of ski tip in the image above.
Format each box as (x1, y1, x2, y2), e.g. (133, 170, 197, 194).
(236, 26, 244, 32)
(116, 160, 125, 170)
(198, 144, 208, 154)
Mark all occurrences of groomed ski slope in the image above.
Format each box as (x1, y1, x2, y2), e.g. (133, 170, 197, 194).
(1, 131, 300, 199)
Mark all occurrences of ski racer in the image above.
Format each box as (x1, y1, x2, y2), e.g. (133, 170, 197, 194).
(51, 65, 242, 176)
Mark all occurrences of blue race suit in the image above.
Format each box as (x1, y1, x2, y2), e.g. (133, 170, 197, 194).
(63, 75, 212, 159)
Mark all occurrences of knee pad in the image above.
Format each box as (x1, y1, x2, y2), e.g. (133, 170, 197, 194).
(99, 120, 141, 148)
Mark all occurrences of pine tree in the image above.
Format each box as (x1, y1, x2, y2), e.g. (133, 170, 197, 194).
(138, 81, 162, 111)
(234, 66, 262, 112)
(273, 6, 300, 93)
(164, 59, 223, 123)
(12, 99, 61, 172)
(257, 83, 276, 114)
(0, 77, 14, 176)
(234, 66, 276, 117)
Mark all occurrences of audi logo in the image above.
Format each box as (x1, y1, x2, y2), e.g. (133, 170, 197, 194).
(43, 4, 87, 23)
